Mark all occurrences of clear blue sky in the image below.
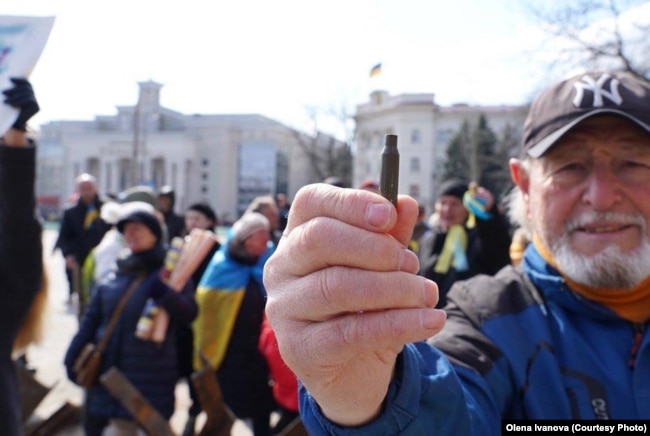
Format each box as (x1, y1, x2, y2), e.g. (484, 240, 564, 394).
(2, 0, 642, 136)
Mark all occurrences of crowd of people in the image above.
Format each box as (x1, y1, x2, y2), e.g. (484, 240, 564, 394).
(57, 184, 294, 434)
(56, 166, 518, 435)
(3, 69, 649, 435)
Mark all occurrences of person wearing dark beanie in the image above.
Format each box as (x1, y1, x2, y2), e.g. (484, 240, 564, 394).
(436, 179, 468, 200)
(187, 202, 217, 224)
(116, 210, 163, 244)
(417, 178, 511, 308)
(64, 208, 198, 435)
(178, 202, 221, 436)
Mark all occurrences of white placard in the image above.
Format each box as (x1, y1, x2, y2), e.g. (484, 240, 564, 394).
(0, 15, 55, 134)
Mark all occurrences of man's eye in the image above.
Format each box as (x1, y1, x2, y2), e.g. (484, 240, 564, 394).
(558, 163, 585, 172)
(622, 160, 647, 169)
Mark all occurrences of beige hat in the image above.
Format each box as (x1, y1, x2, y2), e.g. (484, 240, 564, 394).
(231, 212, 270, 242)
(120, 201, 155, 218)
(100, 201, 122, 225)
(100, 200, 156, 226)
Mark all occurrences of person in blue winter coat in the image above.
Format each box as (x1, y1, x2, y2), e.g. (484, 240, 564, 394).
(64, 210, 198, 435)
(263, 70, 650, 435)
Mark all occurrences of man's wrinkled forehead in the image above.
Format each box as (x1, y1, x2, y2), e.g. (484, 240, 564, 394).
(536, 116, 650, 167)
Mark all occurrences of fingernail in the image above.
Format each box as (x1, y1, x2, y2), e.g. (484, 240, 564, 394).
(421, 309, 446, 329)
(399, 249, 419, 273)
(367, 203, 391, 228)
(423, 280, 438, 307)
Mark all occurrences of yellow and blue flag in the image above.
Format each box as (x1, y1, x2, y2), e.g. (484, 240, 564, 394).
(369, 62, 382, 78)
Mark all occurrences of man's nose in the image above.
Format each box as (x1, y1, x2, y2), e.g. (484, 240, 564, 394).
(581, 163, 622, 211)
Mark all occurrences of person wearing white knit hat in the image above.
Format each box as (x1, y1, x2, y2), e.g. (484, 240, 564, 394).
(230, 212, 271, 257)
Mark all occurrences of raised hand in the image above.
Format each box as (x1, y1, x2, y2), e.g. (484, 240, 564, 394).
(263, 183, 446, 426)
(2, 77, 39, 132)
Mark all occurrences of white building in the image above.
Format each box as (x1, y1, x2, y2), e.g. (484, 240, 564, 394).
(37, 82, 529, 221)
(354, 89, 528, 210)
(37, 81, 339, 223)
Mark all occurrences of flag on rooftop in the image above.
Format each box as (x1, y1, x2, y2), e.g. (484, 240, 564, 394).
(369, 62, 382, 78)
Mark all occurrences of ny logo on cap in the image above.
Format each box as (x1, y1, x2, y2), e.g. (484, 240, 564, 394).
(573, 74, 623, 108)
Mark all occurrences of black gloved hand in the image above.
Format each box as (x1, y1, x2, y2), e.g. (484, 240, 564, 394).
(2, 77, 39, 132)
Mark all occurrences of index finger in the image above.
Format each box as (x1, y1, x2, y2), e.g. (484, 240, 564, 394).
(284, 184, 418, 247)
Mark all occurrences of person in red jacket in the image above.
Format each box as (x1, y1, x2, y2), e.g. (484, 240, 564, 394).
(258, 316, 299, 434)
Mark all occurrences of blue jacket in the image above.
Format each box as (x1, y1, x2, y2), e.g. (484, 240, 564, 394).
(300, 244, 650, 434)
(64, 269, 197, 420)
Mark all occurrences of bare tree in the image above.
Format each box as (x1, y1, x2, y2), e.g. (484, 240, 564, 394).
(290, 104, 353, 186)
(525, 0, 650, 80)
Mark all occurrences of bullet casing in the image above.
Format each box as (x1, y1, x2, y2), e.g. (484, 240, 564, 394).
(380, 134, 399, 207)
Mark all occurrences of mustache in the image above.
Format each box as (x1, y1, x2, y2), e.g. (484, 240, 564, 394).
(565, 211, 646, 233)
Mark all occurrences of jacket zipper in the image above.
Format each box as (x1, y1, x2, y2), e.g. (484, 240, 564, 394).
(628, 323, 644, 369)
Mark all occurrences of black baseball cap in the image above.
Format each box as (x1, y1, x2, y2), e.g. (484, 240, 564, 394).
(523, 71, 650, 158)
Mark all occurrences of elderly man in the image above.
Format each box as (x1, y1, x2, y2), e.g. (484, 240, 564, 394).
(245, 195, 281, 245)
(263, 70, 650, 434)
(55, 172, 109, 303)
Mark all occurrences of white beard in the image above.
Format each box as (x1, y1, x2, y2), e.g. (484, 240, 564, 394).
(550, 212, 650, 289)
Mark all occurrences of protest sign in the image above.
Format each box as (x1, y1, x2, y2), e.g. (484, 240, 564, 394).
(0, 15, 54, 133)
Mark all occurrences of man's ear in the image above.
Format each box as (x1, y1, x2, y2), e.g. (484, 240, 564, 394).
(509, 158, 529, 196)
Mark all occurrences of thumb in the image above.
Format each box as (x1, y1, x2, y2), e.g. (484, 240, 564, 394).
(389, 196, 419, 246)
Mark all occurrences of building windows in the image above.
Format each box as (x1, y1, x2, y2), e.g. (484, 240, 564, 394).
(105, 162, 112, 195)
(410, 157, 420, 173)
(436, 129, 450, 146)
(119, 113, 130, 132)
(118, 158, 130, 191)
(411, 129, 420, 144)
(86, 158, 100, 180)
(152, 158, 165, 189)
(409, 184, 420, 200)
(275, 150, 289, 195)
(238, 142, 276, 215)
(182, 160, 191, 205)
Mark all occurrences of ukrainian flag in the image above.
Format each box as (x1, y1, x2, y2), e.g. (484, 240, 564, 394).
(369, 62, 382, 78)
(192, 240, 274, 370)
